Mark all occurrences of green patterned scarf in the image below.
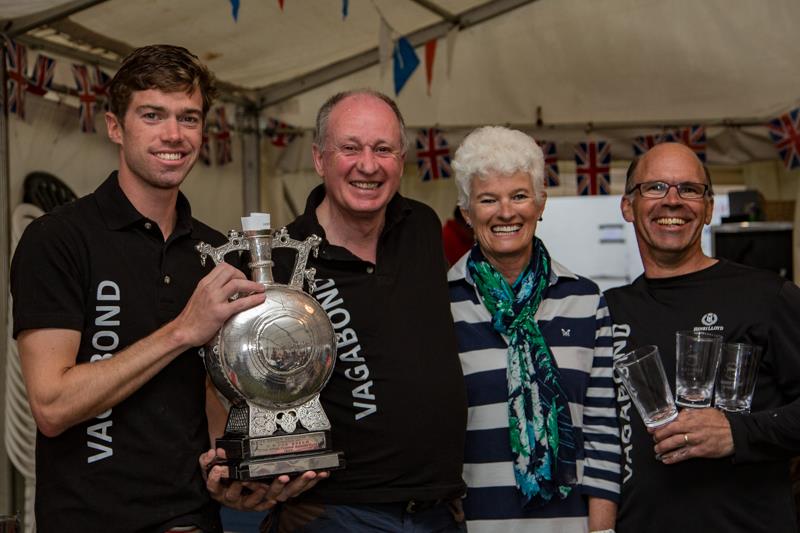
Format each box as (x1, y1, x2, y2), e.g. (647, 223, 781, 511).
(467, 237, 577, 506)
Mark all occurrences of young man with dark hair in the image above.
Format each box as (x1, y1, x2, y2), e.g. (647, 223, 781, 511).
(11, 44, 287, 532)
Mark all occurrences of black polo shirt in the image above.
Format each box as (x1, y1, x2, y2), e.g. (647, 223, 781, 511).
(11, 172, 224, 533)
(272, 185, 467, 504)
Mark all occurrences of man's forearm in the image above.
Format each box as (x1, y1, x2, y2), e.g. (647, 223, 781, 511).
(20, 321, 192, 437)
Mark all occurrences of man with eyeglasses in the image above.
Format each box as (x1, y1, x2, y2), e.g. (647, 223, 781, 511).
(236, 89, 467, 532)
(604, 142, 800, 532)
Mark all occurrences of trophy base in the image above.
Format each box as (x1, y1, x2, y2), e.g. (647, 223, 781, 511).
(229, 450, 345, 481)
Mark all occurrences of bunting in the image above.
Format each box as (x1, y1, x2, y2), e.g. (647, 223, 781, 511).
(199, 126, 212, 166)
(72, 64, 98, 133)
(575, 141, 611, 195)
(767, 108, 800, 170)
(342, 0, 348, 19)
(393, 37, 419, 95)
(26, 53, 55, 97)
(378, 17, 392, 78)
(424, 40, 437, 96)
(537, 140, 560, 187)
(673, 125, 707, 162)
(278, 0, 285, 10)
(214, 107, 233, 165)
(92, 66, 112, 111)
(229, 0, 240, 21)
(265, 118, 296, 147)
(4, 38, 28, 119)
(416, 128, 452, 181)
(632, 134, 664, 157)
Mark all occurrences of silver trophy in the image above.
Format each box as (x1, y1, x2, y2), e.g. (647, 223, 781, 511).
(196, 213, 343, 481)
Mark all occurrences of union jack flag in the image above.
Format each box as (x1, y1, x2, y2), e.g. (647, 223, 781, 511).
(575, 141, 611, 195)
(416, 128, 451, 181)
(674, 125, 706, 162)
(72, 64, 97, 133)
(632, 134, 664, 157)
(4, 38, 28, 119)
(26, 53, 55, 97)
(199, 126, 212, 166)
(265, 117, 296, 147)
(537, 140, 559, 187)
(214, 107, 233, 165)
(767, 108, 800, 170)
(92, 66, 112, 111)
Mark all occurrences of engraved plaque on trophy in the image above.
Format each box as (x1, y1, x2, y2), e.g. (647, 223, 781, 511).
(196, 213, 344, 481)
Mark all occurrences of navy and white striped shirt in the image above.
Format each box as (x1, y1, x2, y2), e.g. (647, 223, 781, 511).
(448, 252, 620, 533)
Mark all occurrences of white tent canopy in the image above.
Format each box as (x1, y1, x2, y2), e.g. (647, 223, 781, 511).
(4, 0, 800, 129)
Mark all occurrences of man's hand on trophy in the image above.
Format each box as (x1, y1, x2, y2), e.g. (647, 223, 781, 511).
(199, 448, 329, 511)
(175, 263, 266, 347)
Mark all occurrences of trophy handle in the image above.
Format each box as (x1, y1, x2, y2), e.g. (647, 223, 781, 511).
(196, 230, 250, 267)
(271, 227, 322, 293)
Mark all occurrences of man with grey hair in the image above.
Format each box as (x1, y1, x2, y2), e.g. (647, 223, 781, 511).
(605, 142, 800, 532)
(256, 89, 467, 532)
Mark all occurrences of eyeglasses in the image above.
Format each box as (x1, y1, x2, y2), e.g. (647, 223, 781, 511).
(626, 181, 709, 199)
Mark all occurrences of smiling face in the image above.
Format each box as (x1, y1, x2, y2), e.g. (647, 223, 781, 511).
(105, 88, 203, 192)
(622, 143, 714, 273)
(311, 94, 405, 223)
(463, 170, 545, 277)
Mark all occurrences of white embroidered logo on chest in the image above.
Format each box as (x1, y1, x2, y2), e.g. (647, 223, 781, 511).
(561, 328, 571, 337)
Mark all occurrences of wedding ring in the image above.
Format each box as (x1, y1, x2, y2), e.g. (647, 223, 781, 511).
(683, 433, 689, 445)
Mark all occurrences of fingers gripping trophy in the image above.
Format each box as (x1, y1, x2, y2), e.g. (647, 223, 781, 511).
(197, 213, 344, 481)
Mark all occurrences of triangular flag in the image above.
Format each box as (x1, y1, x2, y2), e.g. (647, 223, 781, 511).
(214, 107, 233, 165)
(378, 16, 392, 79)
(229, 0, 239, 21)
(26, 53, 55, 97)
(445, 25, 458, 79)
(4, 37, 28, 119)
(278, 0, 284, 10)
(342, 0, 348, 20)
(393, 37, 419, 96)
(424, 40, 436, 96)
(72, 64, 97, 133)
(200, 126, 212, 166)
(767, 110, 800, 170)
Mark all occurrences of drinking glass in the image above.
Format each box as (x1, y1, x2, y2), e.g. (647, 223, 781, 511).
(615, 345, 679, 428)
(675, 330, 723, 408)
(714, 342, 762, 413)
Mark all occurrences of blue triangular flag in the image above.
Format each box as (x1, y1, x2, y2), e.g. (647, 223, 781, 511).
(229, 0, 240, 21)
(393, 37, 419, 95)
(342, 0, 349, 19)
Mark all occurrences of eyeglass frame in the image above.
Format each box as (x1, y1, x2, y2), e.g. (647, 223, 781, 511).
(625, 181, 711, 199)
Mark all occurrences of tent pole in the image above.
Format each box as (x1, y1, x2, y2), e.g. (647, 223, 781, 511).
(1, 0, 111, 37)
(238, 105, 261, 216)
(0, 37, 12, 516)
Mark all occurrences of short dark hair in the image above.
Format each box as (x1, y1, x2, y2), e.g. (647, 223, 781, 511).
(313, 89, 408, 153)
(108, 44, 217, 121)
(625, 151, 714, 196)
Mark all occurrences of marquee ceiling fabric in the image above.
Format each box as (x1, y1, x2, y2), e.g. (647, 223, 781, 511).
(2, 0, 799, 133)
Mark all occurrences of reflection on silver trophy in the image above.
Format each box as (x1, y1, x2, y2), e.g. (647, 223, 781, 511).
(197, 213, 344, 481)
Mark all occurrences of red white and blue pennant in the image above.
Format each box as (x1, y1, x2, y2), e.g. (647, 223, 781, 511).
(416, 128, 452, 181)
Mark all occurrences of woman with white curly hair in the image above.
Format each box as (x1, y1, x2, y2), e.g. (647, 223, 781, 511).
(447, 126, 621, 532)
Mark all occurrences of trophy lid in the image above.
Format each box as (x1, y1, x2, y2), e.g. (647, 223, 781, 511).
(241, 212, 270, 232)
